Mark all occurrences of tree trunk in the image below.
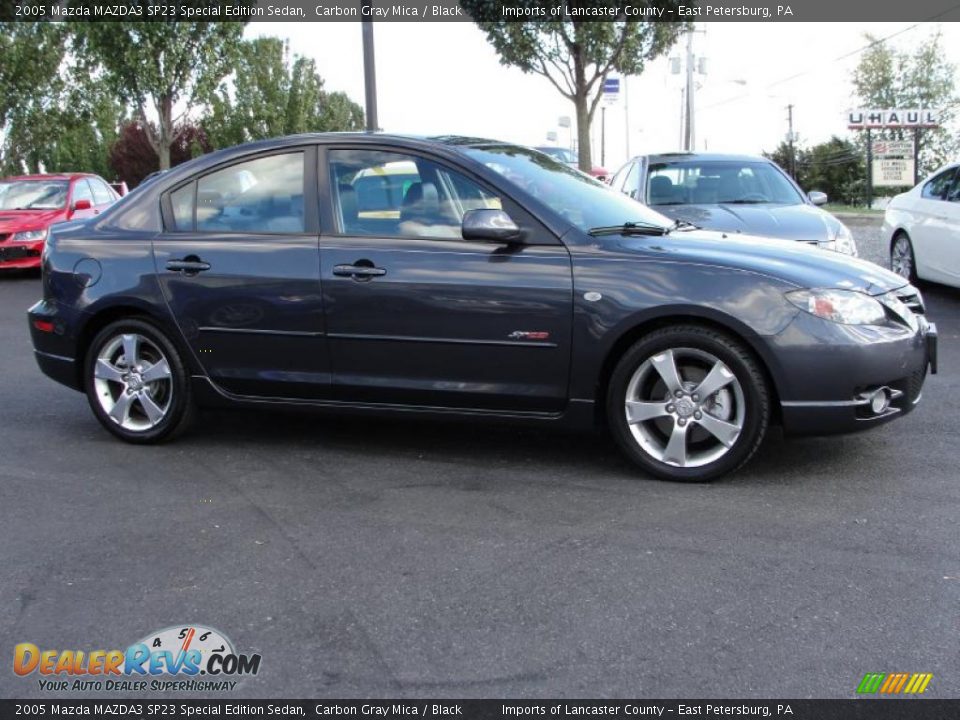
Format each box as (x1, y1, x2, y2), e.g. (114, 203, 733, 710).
(571, 33, 591, 173)
(158, 94, 173, 171)
(575, 92, 591, 173)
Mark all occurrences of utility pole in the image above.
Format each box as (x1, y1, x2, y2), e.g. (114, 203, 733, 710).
(673, 27, 705, 152)
(361, 9, 378, 132)
(683, 29, 695, 151)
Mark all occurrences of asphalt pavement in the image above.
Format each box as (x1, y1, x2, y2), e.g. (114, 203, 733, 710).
(1, 219, 958, 699)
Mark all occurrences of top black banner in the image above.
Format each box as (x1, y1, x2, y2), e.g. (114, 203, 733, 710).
(4, 0, 960, 22)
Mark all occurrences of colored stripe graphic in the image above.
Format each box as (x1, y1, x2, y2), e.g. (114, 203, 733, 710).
(857, 673, 886, 693)
(857, 672, 932, 694)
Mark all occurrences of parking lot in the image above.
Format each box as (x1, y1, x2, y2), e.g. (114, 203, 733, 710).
(1, 217, 958, 699)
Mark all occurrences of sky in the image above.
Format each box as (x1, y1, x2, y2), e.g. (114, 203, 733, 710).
(246, 20, 960, 172)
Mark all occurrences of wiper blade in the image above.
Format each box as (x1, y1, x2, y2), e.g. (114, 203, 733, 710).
(670, 219, 698, 231)
(588, 221, 668, 237)
(722, 199, 768, 204)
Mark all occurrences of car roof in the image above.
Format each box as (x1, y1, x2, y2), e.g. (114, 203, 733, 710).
(1, 173, 97, 182)
(637, 152, 773, 164)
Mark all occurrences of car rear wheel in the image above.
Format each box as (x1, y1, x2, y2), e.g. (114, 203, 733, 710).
(607, 326, 770, 482)
(890, 232, 917, 283)
(84, 319, 194, 443)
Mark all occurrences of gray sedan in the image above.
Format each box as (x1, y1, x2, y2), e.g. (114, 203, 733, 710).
(610, 152, 858, 256)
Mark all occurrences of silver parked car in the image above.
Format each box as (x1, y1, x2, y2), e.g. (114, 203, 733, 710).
(610, 152, 857, 256)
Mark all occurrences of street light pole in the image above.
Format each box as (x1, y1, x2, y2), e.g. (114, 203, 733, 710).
(601, 106, 606, 166)
(786, 104, 795, 178)
(361, 9, 378, 132)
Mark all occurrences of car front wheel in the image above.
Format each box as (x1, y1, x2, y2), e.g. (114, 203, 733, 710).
(890, 232, 917, 282)
(84, 319, 194, 443)
(607, 326, 770, 481)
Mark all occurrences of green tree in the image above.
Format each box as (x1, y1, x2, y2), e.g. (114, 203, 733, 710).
(765, 137, 865, 206)
(71, 14, 247, 170)
(0, 21, 68, 172)
(852, 30, 958, 178)
(2, 88, 125, 178)
(204, 37, 364, 149)
(460, 1, 686, 172)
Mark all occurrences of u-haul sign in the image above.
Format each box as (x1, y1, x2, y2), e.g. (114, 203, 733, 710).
(848, 109, 939, 129)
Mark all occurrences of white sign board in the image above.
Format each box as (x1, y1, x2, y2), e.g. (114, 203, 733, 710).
(873, 159, 915, 187)
(871, 138, 915, 187)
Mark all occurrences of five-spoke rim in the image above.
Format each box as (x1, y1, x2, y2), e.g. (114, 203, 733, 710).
(624, 347, 745, 468)
(93, 333, 173, 432)
(891, 236, 913, 279)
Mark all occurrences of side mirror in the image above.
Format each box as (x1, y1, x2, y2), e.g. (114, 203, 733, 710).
(461, 209, 522, 243)
(808, 191, 828, 206)
(72, 199, 92, 211)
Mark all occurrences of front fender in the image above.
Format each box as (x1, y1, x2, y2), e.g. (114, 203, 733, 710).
(568, 253, 799, 401)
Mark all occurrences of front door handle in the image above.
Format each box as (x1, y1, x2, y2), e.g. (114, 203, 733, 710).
(166, 257, 211, 275)
(333, 263, 386, 279)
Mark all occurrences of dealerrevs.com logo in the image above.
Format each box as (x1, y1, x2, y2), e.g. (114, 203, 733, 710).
(14, 625, 261, 692)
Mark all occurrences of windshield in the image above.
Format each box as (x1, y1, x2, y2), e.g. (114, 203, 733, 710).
(647, 160, 804, 206)
(536, 147, 576, 164)
(0, 180, 69, 210)
(464, 145, 672, 233)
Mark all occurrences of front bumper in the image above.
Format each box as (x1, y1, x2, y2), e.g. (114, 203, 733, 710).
(772, 312, 936, 436)
(0, 240, 44, 268)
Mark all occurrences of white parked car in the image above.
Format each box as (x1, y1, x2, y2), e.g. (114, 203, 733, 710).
(883, 162, 960, 287)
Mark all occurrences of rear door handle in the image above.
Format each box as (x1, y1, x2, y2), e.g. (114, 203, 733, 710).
(166, 257, 211, 274)
(333, 264, 386, 278)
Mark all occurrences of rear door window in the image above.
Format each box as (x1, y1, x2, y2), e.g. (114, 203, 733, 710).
(195, 152, 305, 233)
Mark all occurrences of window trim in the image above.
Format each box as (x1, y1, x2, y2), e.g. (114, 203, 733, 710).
(159, 146, 319, 236)
(319, 144, 559, 246)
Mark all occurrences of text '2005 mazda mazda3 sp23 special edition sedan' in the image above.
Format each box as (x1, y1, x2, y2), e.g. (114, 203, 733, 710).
(28, 135, 937, 481)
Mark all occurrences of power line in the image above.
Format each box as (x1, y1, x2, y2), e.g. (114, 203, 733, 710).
(698, 17, 956, 113)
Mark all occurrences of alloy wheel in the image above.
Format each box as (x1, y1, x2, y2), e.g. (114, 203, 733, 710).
(624, 347, 745, 468)
(93, 333, 174, 432)
(891, 236, 914, 280)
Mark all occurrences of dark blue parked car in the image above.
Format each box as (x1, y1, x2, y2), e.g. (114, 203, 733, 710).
(28, 135, 937, 481)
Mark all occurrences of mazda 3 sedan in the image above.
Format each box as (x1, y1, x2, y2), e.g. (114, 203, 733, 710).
(29, 134, 937, 481)
(610, 153, 858, 256)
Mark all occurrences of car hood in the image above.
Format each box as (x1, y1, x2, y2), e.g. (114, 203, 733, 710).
(0, 209, 65, 234)
(620, 229, 906, 296)
(651, 202, 840, 242)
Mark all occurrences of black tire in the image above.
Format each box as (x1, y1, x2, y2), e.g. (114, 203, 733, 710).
(606, 325, 770, 482)
(84, 318, 195, 443)
(890, 232, 917, 283)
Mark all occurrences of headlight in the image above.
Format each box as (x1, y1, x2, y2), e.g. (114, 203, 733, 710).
(12, 228, 48, 243)
(820, 224, 857, 256)
(786, 289, 886, 325)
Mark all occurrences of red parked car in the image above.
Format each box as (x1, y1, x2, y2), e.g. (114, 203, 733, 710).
(0, 173, 119, 271)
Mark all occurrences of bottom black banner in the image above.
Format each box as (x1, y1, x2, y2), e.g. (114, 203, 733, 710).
(1, 700, 958, 720)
